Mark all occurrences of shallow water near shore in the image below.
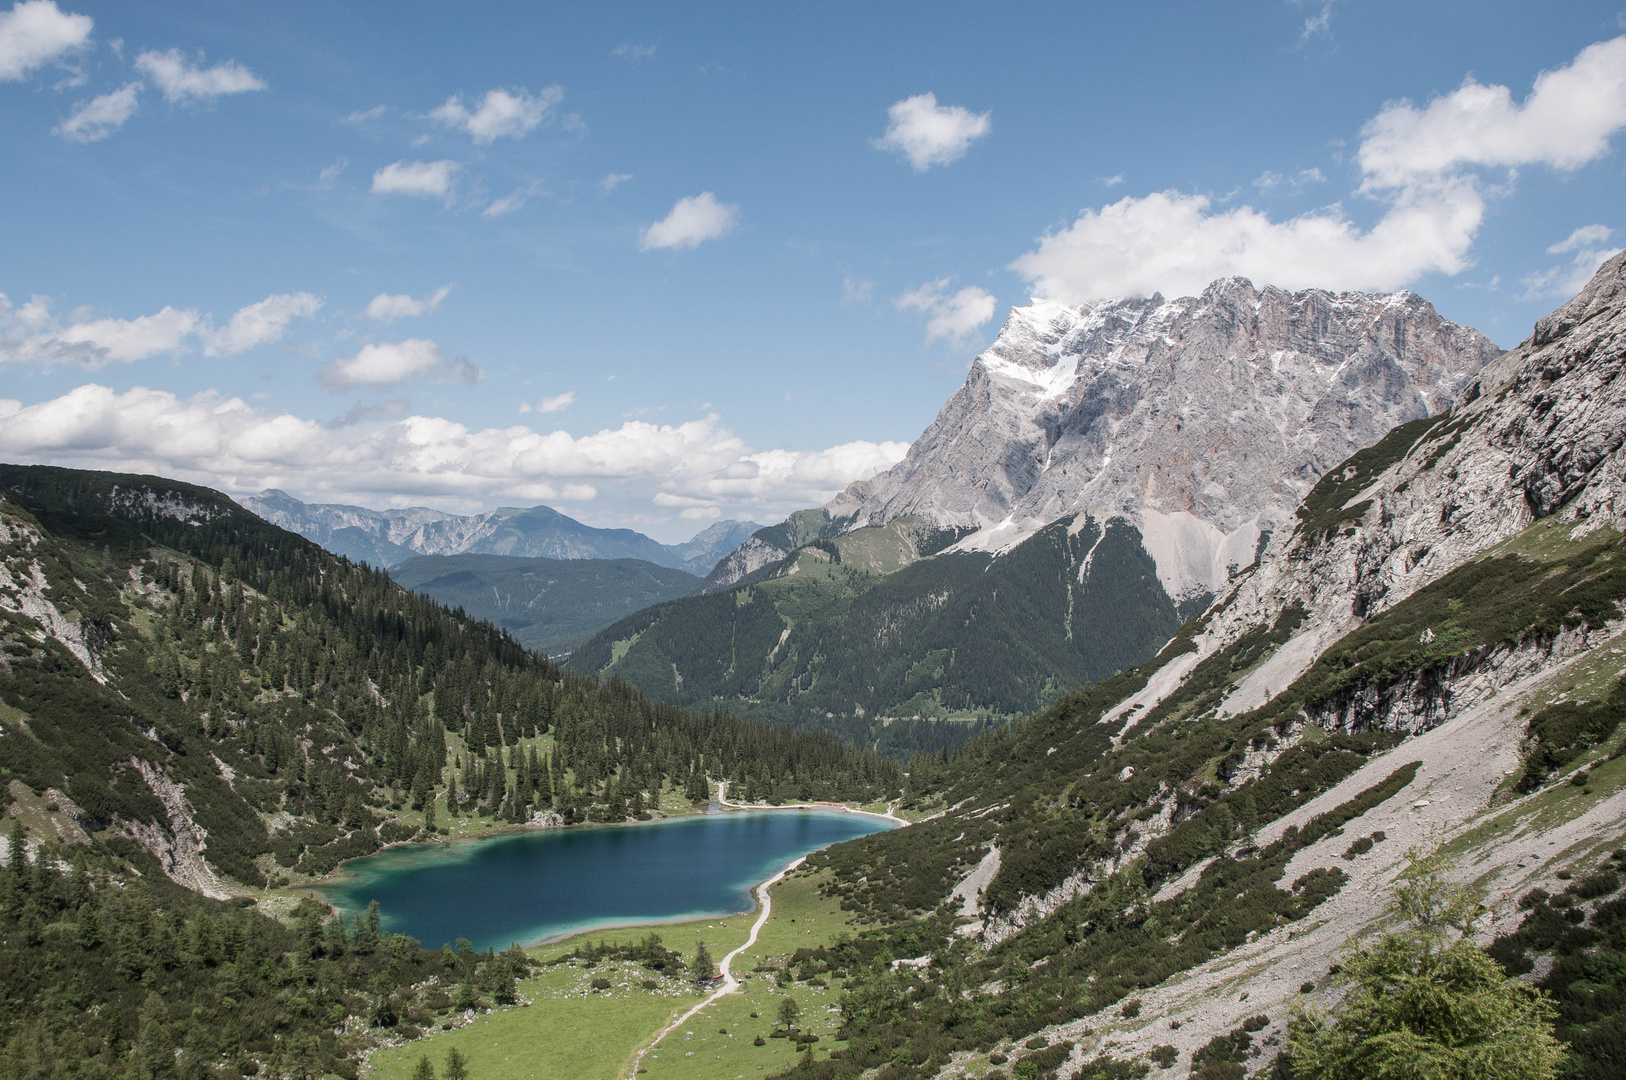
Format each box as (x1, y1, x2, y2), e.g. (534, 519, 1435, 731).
(314, 809, 894, 951)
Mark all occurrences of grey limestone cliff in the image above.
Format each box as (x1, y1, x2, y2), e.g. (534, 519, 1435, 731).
(828, 279, 1500, 604)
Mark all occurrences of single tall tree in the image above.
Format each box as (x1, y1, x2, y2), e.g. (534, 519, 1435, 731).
(1287, 845, 1565, 1079)
(693, 940, 716, 981)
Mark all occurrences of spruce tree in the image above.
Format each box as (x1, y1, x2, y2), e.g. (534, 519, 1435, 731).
(1287, 846, 1564, 1079)
(693, 941, 716, 981)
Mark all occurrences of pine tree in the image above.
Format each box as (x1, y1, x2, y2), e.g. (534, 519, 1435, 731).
(693, 941, 716, 981)
(443, 1048, 469, 1080)
(412, 1055, 436, 1080)
(1287, 846, 1564, 1080)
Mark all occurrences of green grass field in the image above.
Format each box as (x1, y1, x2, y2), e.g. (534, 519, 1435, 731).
(366, 869, 858, 1080)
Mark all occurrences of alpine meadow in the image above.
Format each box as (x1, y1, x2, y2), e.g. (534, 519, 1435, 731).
(3, 6, 1626, 1080)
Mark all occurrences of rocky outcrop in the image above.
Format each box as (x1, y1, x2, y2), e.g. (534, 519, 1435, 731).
(698, 535, 788, 591)
(113, 759, 233, 900)
(1199, 252, 1626, 669)
(828, 281, 1498, 603)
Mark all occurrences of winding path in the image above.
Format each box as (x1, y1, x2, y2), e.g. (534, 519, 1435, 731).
(622, 855, 805, 1079)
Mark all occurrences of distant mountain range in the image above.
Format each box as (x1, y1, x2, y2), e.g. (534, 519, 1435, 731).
(575, 277, 1501, 724)
(242, 489, 760, 577)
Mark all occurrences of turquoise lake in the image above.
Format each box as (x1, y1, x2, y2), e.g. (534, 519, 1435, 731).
(315, 809, 895, 952)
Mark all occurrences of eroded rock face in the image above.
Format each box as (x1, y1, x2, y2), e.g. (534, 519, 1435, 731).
(831, 280, 1499, 603)
(1208, 252, 1626, 660)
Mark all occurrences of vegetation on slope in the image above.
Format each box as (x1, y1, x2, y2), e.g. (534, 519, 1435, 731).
(0, 464, 903, 1076)
(573, 515, 1185, 749)
(389, 553, 700, 656)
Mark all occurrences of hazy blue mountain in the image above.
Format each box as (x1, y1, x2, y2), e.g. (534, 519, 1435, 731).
(243, 489, 760, 575)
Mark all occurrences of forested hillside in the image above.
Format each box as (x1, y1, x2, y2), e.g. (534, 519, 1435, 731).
(0, 464, 901, 1077)
(389, 552, 701, 656)
(574, 514, 1189, 739)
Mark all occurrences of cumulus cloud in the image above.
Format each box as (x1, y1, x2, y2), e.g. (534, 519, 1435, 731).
(894, 279, 997, 345)
(371, 160, 460, 200)
(133, 47, 265, 103)
(519, 392, 574, 414)
(0, 385, 909, 517)
(873, 92, 991, 171)
(1522, 224, 1622, 300)
(364, 286, 452, 323)
(639, 192, 737, 250)
(428, 86, 562, 143)
(317, 339, 478, 391)
(1, 290, 321, 366)
(1356, 37, 1626, 188)
(1, 293, 197, 367)
(0, 0, 91, 82)
(204, 292, 322, 355)
(53, 81, 138, 142)
(1012, 36, 1626, 303)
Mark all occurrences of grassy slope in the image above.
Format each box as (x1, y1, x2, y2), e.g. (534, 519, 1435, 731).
(367, 871, 857, 1080)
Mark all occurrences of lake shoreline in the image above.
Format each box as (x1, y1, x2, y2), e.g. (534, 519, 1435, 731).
(303, 803, 902, 950)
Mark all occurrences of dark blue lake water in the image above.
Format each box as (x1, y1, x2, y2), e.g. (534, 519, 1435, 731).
(315, 809, 894, 951)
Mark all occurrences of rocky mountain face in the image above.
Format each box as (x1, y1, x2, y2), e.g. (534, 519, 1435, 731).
(778, 254, 1626, 1078)
(592, 279, 1502, 729)
(828, 280, 1499, 604)
(242, 488, 759, 576)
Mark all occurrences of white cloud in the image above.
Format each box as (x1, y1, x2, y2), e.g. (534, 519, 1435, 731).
(1522, 224, 1621, 300)
(1548, 224, 1614, 254)
(519, 391, 574, 414)
(133, 47, 265, 103)
(365, 286, 452, 323)
(0, 0, 91, 82)
(483, 182, 541, 219)
(0, 386, 910, 517)
(0, 293, 198, 367)
(1012, 36, 1626, 304)
(428, 86, 562, 143)
(872, 92, 991, 171)
(1252, 167, 1327, 194)
(841, 276, 875, 306)
(317, 339, 478, 391)
(317, 157, 348, 187)
(53, 81, 138, 142)
(1357, 37, 1626, 188)
(600, 172, 632, 192)
(371, 160, 460, 201)
(345, 104, 385, 124)
(639, 192, 738, 250)
(894, 279, 997, 345)
(613, 43, 655, 62)
(204, 292, 322, 355)
(1296, 0, 1336, 43)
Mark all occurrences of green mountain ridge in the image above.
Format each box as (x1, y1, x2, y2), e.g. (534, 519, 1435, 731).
(389, 553, 702, 656)
(574, 513, 1201, 734)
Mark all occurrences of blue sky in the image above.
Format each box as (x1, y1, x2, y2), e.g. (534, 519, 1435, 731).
(1, 1, 1623, 541)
